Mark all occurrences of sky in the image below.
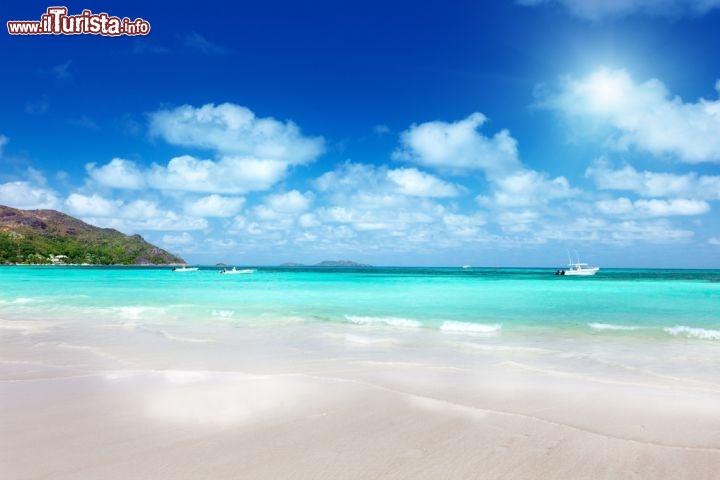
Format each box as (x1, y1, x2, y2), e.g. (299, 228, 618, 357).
(1, 0, 720, 267)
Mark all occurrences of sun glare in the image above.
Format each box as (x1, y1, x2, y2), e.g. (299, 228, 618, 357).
(584, 69, 628, 111)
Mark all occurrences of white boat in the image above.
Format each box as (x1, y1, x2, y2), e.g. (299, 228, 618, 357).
(560, 262, 599, 276)
(173, 266, 199, 272)
(220, 267, 256, 275)
(555, 252, 599, 276)
(462, 265, 471, 269)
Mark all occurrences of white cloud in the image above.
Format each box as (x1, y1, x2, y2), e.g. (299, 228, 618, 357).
(149, 103, 324, 164)
(310, 163, 460, 242)
(608, 220, 694, 243)
(146, 155, 288, 194)
(105, 201, 208, 232)
(585, 158, 720, 199)
(0, 181, 59, 209)
(481, 169, 576, 207)
(263, 190, 313, 213)
(542, 68, 720, 163)
(537, 217, 695, 245)
(142, 103, 324, 194)
(317, 162, 464, 199)
(238, 191, 315, 235)
(595, 197, 710, 217)
(517, 0, 720, 20)
(442, 213, 487, 237)
(65, 193, 121, 217)
(387, 167, 464, 197)
(184, 194, 245, 217)
(86, 158, 146, 189)
(392, 112, 521, 175)
(709, 237, 720, 246)
(162, 232, 195, 246)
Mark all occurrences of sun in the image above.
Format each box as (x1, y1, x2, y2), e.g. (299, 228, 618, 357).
(584, 68, 629, 112)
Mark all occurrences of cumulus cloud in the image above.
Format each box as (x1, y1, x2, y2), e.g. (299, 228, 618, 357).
(387, 167, 464, 197)
(0, 181, 59, 209)
(250, 190, 313, 226)
(311, 163, 465, 242)
(86, 158, 146, 189)
(541, 68, 720, 163)
(65, 193, 121, 217)
(517, 0, 720, 20)
(162, 232, 195, 246)
(184, 194, 245, 217)
(316, 162, 465, 199)
(585, 158, 720, 200)
(479, 169, 576, 207)
(149, 103, 324, 164)
(95, 200, 208, 232)
(64, 195, 208, 233)
(262, 190, 313, 213)
(595, 197, 710, 217)
(149, 156, 288, 194)
(537, 217, 694, 244)
(140, 103, 326, 194)
(392, 112, 521, 175)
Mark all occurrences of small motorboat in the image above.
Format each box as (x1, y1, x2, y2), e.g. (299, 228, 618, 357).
(220, 267, 256, 275)
(172, 266, 199, 272)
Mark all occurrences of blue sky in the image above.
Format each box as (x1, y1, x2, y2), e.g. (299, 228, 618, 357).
(2, 0, 720, 267)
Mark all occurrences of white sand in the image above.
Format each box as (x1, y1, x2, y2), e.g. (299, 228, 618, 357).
(1, 319, 719, 479)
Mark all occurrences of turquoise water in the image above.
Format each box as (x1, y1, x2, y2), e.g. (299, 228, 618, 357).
(1, 266, 718, 341)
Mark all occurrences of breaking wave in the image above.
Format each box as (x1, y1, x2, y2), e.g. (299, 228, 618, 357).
(664, 326, 720, 341)
(344, 315, 422, 328)
(588, 323, 641, 331)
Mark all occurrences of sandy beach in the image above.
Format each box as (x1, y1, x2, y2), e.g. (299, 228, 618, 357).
(2, 316, 719, 480)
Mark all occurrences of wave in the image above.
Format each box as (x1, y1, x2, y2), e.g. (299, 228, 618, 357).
(439, 321, 502, 334)
(211, 310, 235, 318)
(0, 297, 35, 305)
(588, 323, 641, 331)
(344, 315, 422, 328)
(664, 325, 720, 341)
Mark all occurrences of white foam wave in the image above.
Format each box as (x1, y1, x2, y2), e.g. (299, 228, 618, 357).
(212, 310, 235, 318)
(13, 297, 34, 304)
(588, 323, 641, 331)
(344, 315, 422, 328)
(440, 321, 502, 334)
(664, 326, 720, 341)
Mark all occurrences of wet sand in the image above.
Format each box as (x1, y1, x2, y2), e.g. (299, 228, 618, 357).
(2, 319, 719, 479)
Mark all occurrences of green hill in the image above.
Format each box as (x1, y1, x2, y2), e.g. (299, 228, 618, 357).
(0, 205, 184, 265)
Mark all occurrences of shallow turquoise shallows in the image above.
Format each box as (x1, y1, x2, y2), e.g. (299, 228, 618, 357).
(0, 266, 718, 341)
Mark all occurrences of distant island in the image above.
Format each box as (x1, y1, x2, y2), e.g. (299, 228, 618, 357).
(280, 260, 372, 267)
(0, 205, 184, 265)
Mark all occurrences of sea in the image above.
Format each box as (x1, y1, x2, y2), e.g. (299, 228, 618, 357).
(1, 266, 718, 337)
(1, 266, 719, 383)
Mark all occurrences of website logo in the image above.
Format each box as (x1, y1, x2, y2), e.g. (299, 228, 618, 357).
(7, 7, 151, 36)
